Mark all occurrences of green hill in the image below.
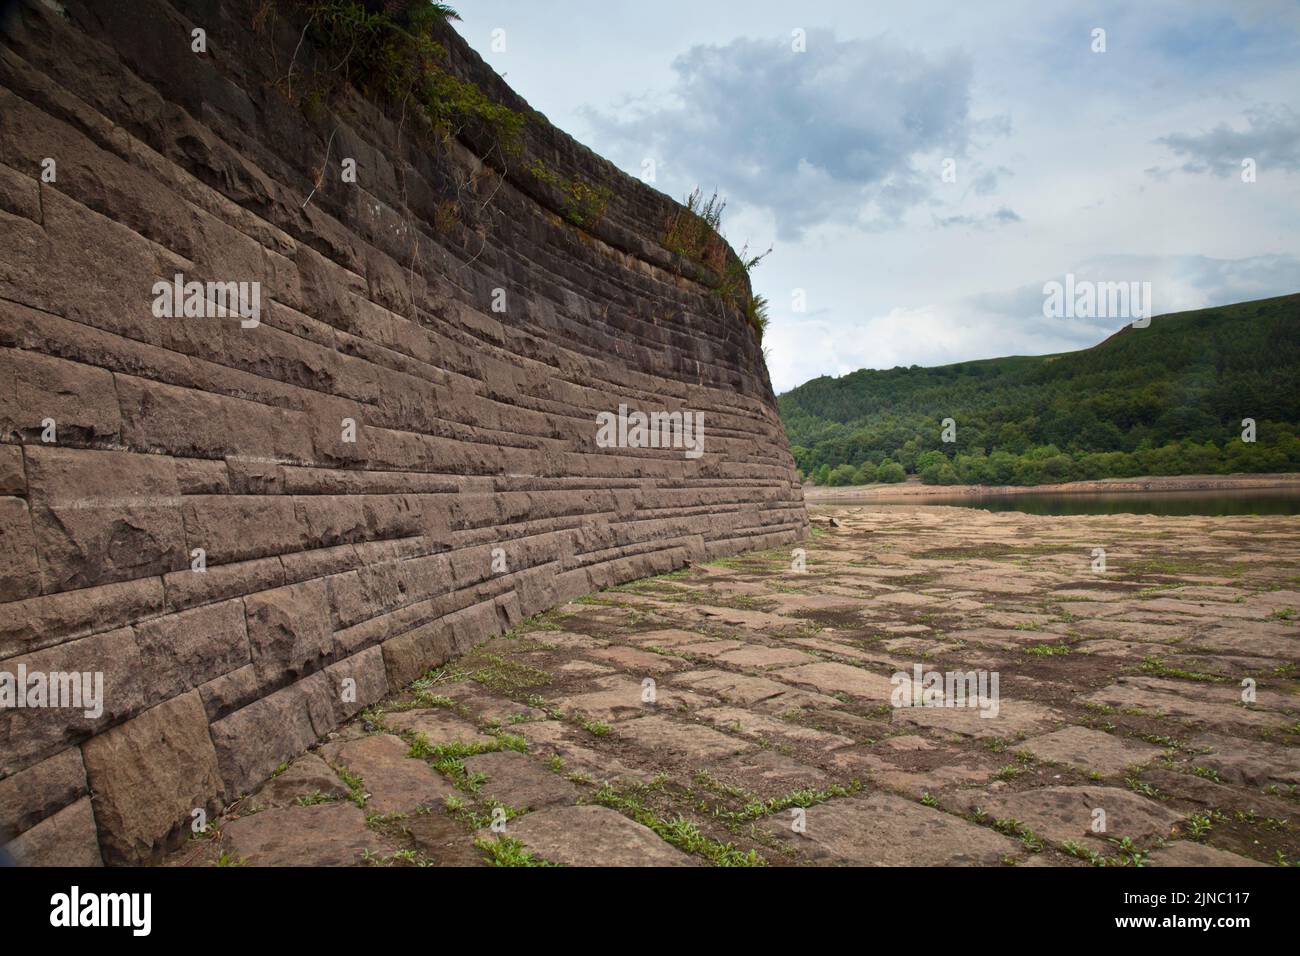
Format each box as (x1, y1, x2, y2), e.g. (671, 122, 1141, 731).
(779, 294, 1300, 486)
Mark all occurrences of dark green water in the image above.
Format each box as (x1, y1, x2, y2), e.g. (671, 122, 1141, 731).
(819, 489, 1300, 517)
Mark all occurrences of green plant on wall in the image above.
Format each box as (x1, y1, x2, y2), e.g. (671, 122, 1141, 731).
(663, 188, 771, 343)
(526, 160, 613, 228)
(286, 0, 525, 157)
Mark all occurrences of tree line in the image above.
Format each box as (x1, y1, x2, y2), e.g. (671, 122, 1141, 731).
(780, 295, 1300, 486)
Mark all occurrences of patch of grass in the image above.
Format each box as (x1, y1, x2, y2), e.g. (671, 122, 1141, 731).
(1061, 840, 1106, 866)
(1128, 557, 1206, 576)
(993, 763, 1028, 782)
(436, 760, 487, 794)
(1125, 777, 1160, 799)
(524, 695, 565, 720)
(449, 652, 552, 692)
(1139, 656, 1226, 683)
(574, 714, 612, 737)
(990, 818, 1044, 853)
(1025, 642, 1070, 657)
(294, 790, 338, 807)
(527, 160, 612, 228)
(1107, 836, 1149, 866)
(716, 781, 863, 824)
(447, 797, 526, 831)
(335, 767, 367, 807)
(590, 783, 764, 866)
(1132, 732, 1189, 751)
(660, 187, 771, 342)
(475, 835, 558, 867)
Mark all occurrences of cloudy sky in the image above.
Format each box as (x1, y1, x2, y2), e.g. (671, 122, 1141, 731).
(454, 0, 1300, 392)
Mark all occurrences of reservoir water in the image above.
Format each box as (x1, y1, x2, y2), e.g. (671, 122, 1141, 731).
(812, 488, 1300, 517)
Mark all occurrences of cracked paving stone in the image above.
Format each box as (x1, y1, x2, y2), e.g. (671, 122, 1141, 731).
(712, 750, 828, 796)
(587, 645, 683, 673)
(440, 684, 550, 724)
(550, 675, 707, 722)
(319, 735, 457, 814)
(614, 714, 755, 760)
(957, 786, 1184, 847)
(384, 710, 496, 748)
(461, 751, 581, 810)
(890, 698, 1062, 740)
(1187, 733, 1300, 787)
(516, 720, 652, 784)
(556, 660, 619, 677)
(673, 669, 816, 706)
(482, 805, 695, 866)
(694, 705, 854, 751)
(764, 792, 1021, 866)
(774, 661, 897, 700)
(221, 803, 378, 866)
(715, 645, 818, 669)
(1020, 726, 1162, 776)
(1080, 676, 1293, 732)
(243, 752, 350, 811)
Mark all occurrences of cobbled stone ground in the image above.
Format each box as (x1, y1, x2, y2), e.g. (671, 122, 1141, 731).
(170, 505, 1300, 867)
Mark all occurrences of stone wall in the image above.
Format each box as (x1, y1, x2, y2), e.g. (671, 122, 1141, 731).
(0, 0, 806, 864)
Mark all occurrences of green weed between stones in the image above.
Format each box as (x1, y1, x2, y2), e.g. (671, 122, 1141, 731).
(714, 781, 864, 825)
(589, 782, 764, 866)
(1139, 656, 1226, 683)
(475, 835, 557, 867)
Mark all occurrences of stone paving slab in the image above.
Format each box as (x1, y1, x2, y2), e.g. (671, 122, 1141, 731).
(221, 804, 378, 866)
(485, 805, 696, 866)
(549, 675, 707, 721)
(695, 705, 855, 751)
(890, 698, 1063, 740)
(319, 735, 457, 814)
(715, 645, 818, 669)
(614, 715, 756, 760)
(775, 661, 896, 700)
(1188, 734, 1300, 787)
(958, 786, 1184, 847)
(764, 792, 1023, 866)
(384, 710, 497, 747)
(1020, 726, 1162, 777)
(243, 753, 351, 812)
(461, 751, 581, 810)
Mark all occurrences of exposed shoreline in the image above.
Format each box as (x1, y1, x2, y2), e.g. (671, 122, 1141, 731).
(802, 472, 1300, 501)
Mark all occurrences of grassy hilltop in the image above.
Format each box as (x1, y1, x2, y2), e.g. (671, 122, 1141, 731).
(780, 294, 1300, 486)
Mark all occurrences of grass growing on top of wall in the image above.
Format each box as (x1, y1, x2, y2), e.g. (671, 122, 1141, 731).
(284, 0, 525, 157)
(663, 188, 771, 343)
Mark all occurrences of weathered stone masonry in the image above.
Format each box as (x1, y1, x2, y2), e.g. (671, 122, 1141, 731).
(0, 1, 806, 863)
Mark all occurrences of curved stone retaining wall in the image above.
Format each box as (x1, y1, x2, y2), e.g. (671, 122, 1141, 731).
(0, 0, 806, 863)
